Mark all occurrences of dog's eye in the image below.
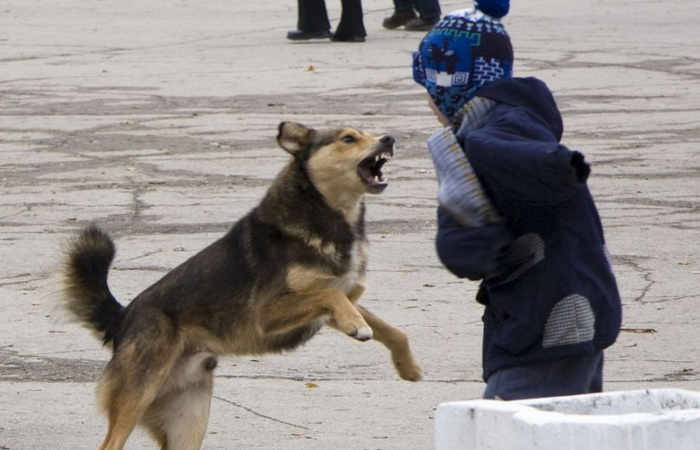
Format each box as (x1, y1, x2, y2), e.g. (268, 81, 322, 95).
(341, 135, 356, 144)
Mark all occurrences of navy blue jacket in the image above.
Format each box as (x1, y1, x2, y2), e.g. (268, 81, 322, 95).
(435, 77, 622, 381)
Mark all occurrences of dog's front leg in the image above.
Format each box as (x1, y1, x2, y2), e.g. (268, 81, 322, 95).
(261, 289, 372, 341)
(356, 305, 423, 382)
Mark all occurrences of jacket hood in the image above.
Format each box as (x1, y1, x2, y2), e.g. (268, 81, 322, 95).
(477, 77, 564, 141)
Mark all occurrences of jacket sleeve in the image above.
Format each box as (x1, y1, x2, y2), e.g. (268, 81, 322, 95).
(435, 207, 512, 280)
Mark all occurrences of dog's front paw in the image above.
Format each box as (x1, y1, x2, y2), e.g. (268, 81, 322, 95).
(349, 325, 373, 342)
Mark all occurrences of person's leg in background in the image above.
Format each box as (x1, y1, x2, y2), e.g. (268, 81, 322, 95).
(383, 0, 417, 30)
(332, 0, 367, 42)
(404, 0, 441, 31)
(287, 0, 332, 41)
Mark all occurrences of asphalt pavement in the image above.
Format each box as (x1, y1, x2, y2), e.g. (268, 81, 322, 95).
(1, 0, 699, 448)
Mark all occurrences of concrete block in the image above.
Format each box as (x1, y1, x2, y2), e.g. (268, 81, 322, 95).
(435, 389, 700, 450)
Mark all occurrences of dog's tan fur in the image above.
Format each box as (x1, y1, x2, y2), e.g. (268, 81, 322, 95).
(62, 122, 422, 450)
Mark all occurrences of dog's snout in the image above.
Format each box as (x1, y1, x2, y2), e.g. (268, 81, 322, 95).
(380, 135, 395, 146)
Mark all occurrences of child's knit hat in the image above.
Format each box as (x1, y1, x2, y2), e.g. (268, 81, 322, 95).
(413, 1, 513, 121)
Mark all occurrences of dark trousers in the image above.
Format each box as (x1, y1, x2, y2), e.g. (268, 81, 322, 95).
(483, 351, 604, 401)
(297, 0, 366, 37)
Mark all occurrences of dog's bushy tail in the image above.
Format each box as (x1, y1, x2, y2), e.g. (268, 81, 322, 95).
(62, 225, 124, 346)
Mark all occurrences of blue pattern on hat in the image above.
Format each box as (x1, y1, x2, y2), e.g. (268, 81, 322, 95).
(413, 8, 513, 121)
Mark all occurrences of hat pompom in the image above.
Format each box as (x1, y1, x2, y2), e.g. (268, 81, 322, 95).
(475, 0, 509, 18)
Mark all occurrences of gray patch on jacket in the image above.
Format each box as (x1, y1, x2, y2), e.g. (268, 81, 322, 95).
(543, 294, 595, 348)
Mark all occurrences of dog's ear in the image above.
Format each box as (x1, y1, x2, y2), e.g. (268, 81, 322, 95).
(277, 122, 313, 155)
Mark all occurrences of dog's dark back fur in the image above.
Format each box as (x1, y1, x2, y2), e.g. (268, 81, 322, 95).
(65, 151, 367, 354)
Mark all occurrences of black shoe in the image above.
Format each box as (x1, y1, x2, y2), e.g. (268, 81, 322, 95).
(286, 30, 332, 41)
(404, 17, 439, 32)
(330, 33, 366, 43)
(382, 9, 417, 29)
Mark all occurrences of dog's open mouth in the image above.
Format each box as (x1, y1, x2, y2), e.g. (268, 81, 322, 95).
(358, 149, 392, 193)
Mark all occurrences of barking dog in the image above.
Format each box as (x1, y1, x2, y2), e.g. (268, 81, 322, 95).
(62, 122, 422, 450)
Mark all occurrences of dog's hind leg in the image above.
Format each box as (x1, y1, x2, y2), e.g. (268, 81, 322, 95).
(97, 318, 186, 450)
(142, 352, 218, 450)
(98, 357, 181, 449)
(356, 305, 423, 382)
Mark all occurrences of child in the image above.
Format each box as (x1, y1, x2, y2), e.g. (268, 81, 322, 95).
(412, 1, 622, 400)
